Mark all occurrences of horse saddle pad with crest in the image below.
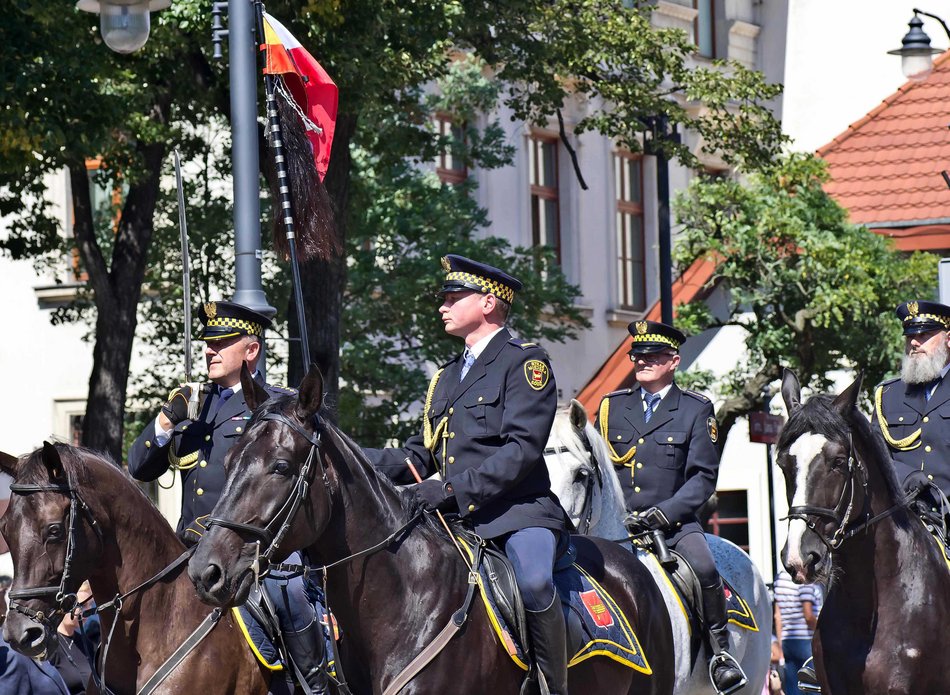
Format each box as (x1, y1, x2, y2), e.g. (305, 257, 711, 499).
(455, 534, 652, 675)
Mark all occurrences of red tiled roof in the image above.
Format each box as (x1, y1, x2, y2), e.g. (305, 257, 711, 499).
(819, 51, 950, 227)
(576, 256, 719, 418)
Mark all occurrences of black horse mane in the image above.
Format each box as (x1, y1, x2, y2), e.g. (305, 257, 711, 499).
(778, 394, 905, 504)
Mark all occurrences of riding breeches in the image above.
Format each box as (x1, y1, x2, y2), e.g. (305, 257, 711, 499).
(262, 551, 321, 631)
(504, 528, 569, 611)
(669, 531, 720, 589)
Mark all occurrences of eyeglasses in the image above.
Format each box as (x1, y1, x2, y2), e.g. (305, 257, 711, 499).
(630, 352, 676, 364)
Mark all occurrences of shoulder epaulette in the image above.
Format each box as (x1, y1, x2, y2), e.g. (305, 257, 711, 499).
(683, 389, 711, 403)
(508, 338, 539, 350)
(602, 388, 633, 399)
(876, 376, 901, 390)
(268, 385, 297, 395)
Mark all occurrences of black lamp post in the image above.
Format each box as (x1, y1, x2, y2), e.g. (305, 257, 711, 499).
(888, 10, 948, 81)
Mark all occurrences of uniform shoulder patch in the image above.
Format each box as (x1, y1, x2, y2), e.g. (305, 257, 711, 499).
(524, 359, 551, 391)
(683, 389, 711, 403)
(603, 388, 633, 398)
(707, 416, 719, 443)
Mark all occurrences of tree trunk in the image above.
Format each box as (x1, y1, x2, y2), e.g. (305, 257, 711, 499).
(78, 140, 166, 462)
(291, 112, 357, 419)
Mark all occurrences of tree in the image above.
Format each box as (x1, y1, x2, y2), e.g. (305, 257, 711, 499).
(672, 152, 938, 445)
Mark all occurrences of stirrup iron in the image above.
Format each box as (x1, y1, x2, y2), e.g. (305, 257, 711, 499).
(708, 650, 747, 695)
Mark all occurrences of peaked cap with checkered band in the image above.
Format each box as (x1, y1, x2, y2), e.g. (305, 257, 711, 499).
(196, 300, 272, 341)
(437, 254, 523, 305)
(626, 320, 686, 355)
(896, 300, 950, 336)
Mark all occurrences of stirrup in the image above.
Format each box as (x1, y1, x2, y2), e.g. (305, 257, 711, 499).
(798, 658, 821, 694)
(708, 650, 747, 695)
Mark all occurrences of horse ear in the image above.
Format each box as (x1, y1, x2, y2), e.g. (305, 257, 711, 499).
(41, 441, 65, 481)
(832, 371, 864, 414)
(241, 364, 270, 411)
(781, 368, 802, 413)
(568, 399, 589, 432)
(0, 451, 18, 479)
(295, 364, 324, 422)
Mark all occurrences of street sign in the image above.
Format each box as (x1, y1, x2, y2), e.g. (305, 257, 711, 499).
(749, 412, 784, 444)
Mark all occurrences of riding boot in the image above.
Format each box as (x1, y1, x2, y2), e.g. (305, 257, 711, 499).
(525, 594, 569, 695)
(798, 656, 821, 693)
(701, 580, 747, 695)
(283, 618, 330, 695)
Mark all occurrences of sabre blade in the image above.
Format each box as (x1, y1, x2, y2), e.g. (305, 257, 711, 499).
(174, 150, 193, 383)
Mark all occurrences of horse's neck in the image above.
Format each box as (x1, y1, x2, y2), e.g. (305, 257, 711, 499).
(592, 446, 630, 541)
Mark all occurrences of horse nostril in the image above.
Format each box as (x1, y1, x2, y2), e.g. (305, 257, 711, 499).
(200, 563, 224, 592)
(24, 625, 46, 650)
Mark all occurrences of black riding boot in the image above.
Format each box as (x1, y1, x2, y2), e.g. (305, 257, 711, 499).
(284, 619, 330, 695)
(526, 594, 569, 695)
(701, 580, 747, 695)
(798, 656, 821, 693)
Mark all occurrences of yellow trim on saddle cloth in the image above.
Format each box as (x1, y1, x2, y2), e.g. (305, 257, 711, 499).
(230, 607, 284, 671)
(598, 398, 636, 465)
(423, 368, 449, 474)
(874, 385, 922, 451)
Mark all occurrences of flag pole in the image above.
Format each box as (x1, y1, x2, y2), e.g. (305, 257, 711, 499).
(254, 1, 312, 375)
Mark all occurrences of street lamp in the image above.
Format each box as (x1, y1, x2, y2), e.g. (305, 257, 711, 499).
(888, 10, 947, 82)
(76, 0, 170, 54)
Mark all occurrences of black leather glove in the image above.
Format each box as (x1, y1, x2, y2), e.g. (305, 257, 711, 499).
(625, 506, 670, 534)
(160, 385, 193, 426)
(412, 479, 456, 513)
(902, 470, 932, 497)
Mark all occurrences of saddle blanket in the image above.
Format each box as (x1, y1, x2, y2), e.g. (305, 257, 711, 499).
(469, 542, 652, 675)
(724, 578, 757, 632)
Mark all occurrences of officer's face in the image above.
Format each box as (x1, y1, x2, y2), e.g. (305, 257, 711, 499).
(439, 290, 493, 338)
(205, 335, 261, 386)
(905, 329, 950, 363)
(632, 350, 680, 389)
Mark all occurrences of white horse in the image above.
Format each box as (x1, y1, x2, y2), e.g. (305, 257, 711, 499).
(545, 399, 772, 695)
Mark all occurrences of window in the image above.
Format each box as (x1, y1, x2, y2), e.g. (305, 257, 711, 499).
(694, 0, 716, 58)
(705, 490, 750, 551)
(614, 152, 646, 311)
(529, 134, 561, 262)
(434, 114, 467, 185)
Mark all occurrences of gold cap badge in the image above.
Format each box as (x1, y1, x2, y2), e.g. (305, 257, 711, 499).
(204, 302, 217, 319)
(635, 321, 648, 335)
(908, 301, 919, 317)
(441, 256, 451, 272)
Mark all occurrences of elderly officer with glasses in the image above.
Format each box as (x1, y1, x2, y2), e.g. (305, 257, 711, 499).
(594, 320, 745, 695)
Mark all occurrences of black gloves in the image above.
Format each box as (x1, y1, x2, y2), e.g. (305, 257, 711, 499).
(902, 470, 932, 497)
(624, 506, 670, 534)
(412, 479, 456, 513)
(160, 385, 193, 426)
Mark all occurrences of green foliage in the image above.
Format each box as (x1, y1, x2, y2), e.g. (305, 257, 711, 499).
(673, 152, 938, 403)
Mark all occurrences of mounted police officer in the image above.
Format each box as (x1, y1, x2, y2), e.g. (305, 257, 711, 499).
(128, 300, 329, 695)
(594, 320, 746, 695)
(364, 255, 571, 695)
(872, 300, 950, 517)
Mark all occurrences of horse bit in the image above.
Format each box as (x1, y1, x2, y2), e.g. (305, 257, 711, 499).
(6, 479, 103, 627)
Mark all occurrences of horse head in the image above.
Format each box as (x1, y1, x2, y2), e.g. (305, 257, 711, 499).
(545, 400, 627, 539)
(189, 364, 332, 608)
(0, 443, 103, 659)
(777, 368, 872, 583)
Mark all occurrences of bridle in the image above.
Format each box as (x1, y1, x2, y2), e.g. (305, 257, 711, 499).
(6, 479, 103, 628)
(784, 431, 906, 551)
(544, 429, 602, 534)
(207, 410, 329, 566)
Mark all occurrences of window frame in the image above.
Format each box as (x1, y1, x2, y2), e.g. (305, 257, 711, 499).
(528, 131, 562, 263)
(614, 150, 647, 312)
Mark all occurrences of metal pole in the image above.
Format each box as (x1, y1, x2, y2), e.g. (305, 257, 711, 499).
(656, 147, 673, 325)
(765, 442, 780, 579)
(228, 0, 275, 327)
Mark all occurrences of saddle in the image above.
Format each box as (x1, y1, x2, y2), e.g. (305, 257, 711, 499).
(452, 526, 651, 676)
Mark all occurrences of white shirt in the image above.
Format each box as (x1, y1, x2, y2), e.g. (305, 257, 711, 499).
(639, 383, 673, 413)
(466, 326, 505, 360)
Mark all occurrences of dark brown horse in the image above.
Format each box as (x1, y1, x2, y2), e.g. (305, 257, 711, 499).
(776, 370, 950, 694)
(0, 443, 272, 695)
(188, 366, 677, 694)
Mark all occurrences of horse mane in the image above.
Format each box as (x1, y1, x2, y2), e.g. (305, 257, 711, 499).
(778, 393, 905, 504)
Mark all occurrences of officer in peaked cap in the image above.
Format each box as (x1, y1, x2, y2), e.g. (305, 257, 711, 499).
(365, 254, 571, 694)
(128, 299, 330, 694)
(872, 299, 950, 519)
(594, 319, 746, 694)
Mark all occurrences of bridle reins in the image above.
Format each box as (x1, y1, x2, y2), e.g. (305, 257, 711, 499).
(784, 432, 908, 551)
(544, 429, 602, 535)
(206, 410, 330, 566)
(7, 480, 103, 626)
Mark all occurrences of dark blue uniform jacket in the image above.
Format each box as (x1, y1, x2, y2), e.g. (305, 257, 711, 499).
(128, 378, 293, 544)
(594, 383, 720, 544)
(365, 329, 567, 540)
(872, 375, 950, 499)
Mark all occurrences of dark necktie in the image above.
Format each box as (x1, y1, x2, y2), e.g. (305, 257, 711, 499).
(644, 392, 661, 423)
(211, 387, 234, 418)
(460, 349, 475, 382)
(925, 379, 941, 402)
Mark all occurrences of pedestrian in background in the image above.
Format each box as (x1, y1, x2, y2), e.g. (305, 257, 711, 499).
(773, 569, 822, 695)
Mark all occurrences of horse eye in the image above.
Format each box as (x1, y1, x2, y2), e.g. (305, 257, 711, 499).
(573, 469, 589, 484)
(273, 460, 291, 475)
(830, 457, 847, 471)
(46, 523, 64, 542)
